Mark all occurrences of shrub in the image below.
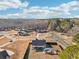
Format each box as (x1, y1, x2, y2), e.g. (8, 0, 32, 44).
(59, 45, 79, 59)
(73, 33, 79, 44)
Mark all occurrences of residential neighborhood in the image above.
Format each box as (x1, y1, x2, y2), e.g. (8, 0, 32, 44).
(0, 19, 79, 59)
(0, 0, 79, 59)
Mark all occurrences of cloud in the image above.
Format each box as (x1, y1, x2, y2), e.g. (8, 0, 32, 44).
(51, 1, 79, 15)
(25, 0, 79, 19)
(0, 0, 79, 19)
(5, 7, 52, 19)
(74, 15, 79, 18)
(22, 1, 79, 18)
(0, 0, 28, 10)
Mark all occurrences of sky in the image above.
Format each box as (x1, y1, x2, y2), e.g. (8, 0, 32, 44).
(0, 0, 79, 19)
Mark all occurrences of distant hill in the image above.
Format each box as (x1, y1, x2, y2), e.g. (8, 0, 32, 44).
(0, 18, 79, 29)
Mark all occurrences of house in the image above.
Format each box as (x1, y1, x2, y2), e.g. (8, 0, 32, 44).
(0, 49, 14, 59)
(0, 50, 9, 59)
(32, 40, 46, 51)
(18, 30, 29, 36)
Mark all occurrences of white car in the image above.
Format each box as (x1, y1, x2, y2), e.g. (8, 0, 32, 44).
(43, 48, 57, 55)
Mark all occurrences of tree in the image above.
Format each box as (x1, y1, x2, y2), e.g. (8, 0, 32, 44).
(59, 20, 70, 30)
(73, 33, 79, 44)
(47, 20, 52, 31)
(59, 45, 79, 59)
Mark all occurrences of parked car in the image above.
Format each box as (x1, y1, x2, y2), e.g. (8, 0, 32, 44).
(43, 48, 57, 55)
